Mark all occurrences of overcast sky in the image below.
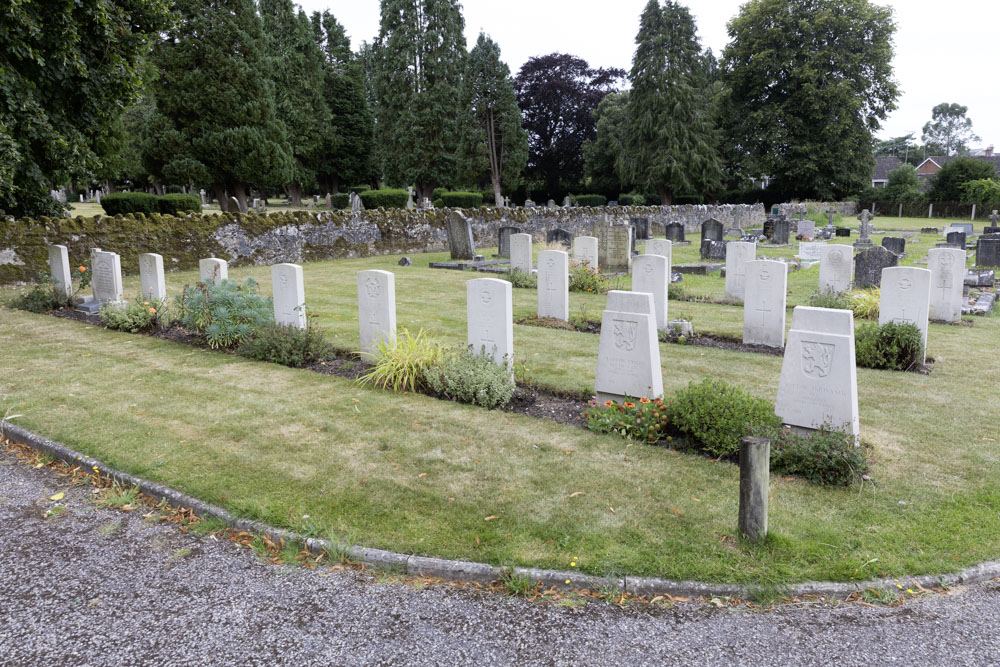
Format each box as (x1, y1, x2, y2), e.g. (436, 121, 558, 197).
(299, 0, 1000, 151)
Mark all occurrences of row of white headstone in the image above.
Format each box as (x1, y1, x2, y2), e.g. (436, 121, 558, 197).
(509, 232, 599, 275)
(46, 245, 307, 328)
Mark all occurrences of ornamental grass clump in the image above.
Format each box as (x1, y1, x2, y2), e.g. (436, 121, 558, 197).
(175, 278, 273, 349)
(585, 397, 670, 444)
(422, 346, 515, 409)
(358, 327, 445, 393)
(847, 288, 880, 320)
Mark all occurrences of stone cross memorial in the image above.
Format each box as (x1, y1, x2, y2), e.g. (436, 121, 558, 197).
(664, 223, 685, 242)
(139, 253, 166, 301)
(854, 209, 874, 248)
(466, 278, 513, 369)
(644, 238, 672, 264)
(775, 306, 859, 439)
(594, 291, 663, 404)
(537, 250, 569, 321)
(632, 254, 669, 330)
(879, 266, 931, 363)
(725, 241, 756, 301)
(927, 247, 965, 323)
(742, 259, 787, 348)
(497, 226, 520, 258)
(572, 236, 599, 269)
(510, 233, 532, 273)
(818, 245, 853, 294)
(446, 211, 476, 260)
(91, 251, 123, 304)
(47, 245, 72, 299)
(272, 263, 306, 329)
(199, 258, 228, 285)
(853, 246, 897, 288)
(986, 210, 1000, 234)
(357, 269, 396, 357)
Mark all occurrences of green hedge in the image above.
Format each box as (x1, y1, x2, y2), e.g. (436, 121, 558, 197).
(330, 193, 350, 209)
(618, 193, 646, 206)
(157, 194, 202, 215)
(359, 188, 409, 209)
(101, 192, 159, 215)
(572, 194, 607, 207)
(440, 191, 483, 208)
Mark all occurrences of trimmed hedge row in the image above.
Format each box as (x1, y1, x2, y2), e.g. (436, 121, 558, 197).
(101, 192, 201, 216)
(359, 188, 409, 209)
(440, 191, 483, 208)
(572, 194, 607, 207)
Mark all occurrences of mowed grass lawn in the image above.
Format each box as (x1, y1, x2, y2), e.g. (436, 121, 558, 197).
(2, 233, 999, 585)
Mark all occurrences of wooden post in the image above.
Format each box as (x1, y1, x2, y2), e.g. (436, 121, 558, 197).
(898, 203, 902, 218)
(971, 204, 976, 221)
(928, 203, 933, 218)
(738, 436, 770, 542)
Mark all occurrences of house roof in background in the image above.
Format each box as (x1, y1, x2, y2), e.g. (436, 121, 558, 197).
(874, 156, 902, 180)
(916, 155, 1000, 176)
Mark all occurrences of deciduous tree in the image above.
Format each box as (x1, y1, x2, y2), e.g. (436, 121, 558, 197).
(921, 103, 980, 157)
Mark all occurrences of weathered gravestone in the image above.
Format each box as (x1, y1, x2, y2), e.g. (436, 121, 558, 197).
(272, 263, 306, 329)
(725, 241, 756, 301)
(797, 241, 826, 262)
(701, 219, 724, 244)
(977, 237, 1000, 267)
(879, 266, 931, 362)
(763, 218, 775, 239)
(881, 237, 906, 256)
(599, 224, 631, 273)
(985, 210, 1000, 235)
(854, 209, 874, 248)
(510, 233, 532, 273)
(594, 291, 663, 404)
(645, 239, 672, 264)
(826, 209, 836, 227)
(466, 277, 513, 369)
(952, 222, 974, 236)
(546, 228, 573, 248)
(497, 226, 520, 258)
(632, 254, 669, 330)
(776, 306, 859, 439)
(547, 199, 556, 209)
(91, 251, 123, 304)
(199, 258, 228, 285)
(835, 228, 851, 238)
(572, 236, 598, 269)
(854, 246, 897, 288)
(927, 248, 965, 323)
(818, 245, 853, 294)
(664, 223, 685, 242)
(537, 250, 569, 321)
(47, 245, 72, 300)
(946, 230, 967, 248)
(743, 260, 787, 348)
(700, 240, 727, 260)
(446, 211, 476, 260)
(139, 253, 166, 301)
(631, 217, 650, 240)
(797, 220, 816, 239)
(357, 269, 396, 357)
(772, 219, 790, 244)
(965, 268, 995, 287)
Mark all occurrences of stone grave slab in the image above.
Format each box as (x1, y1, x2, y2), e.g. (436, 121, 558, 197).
(572, 236, 598, 269)
(725, 241, 756, 301)
(87, 251, 123, 310)
(952, 222, 974, 236)
(790, 306, 854, 335)
(946, 231, 967, 248)
(664, 223, 685, 242)
(818, 245, 852, 294)
(701, 219, 724, 243)
(743, 259, 787, 348)
(632, 254, 669, 330)
(466, 277, 513, 368)
(607, 290, 653, 314)
(446, 211, 476, 260)
(537, 250, 569, 320)
(510, 233, 532, 273)
(546, 228, 573, 248)
(199, 258, 228, 285)
(976, 237, 1000, 267)
(772, 219, 790, 244)
(797, 220, 816, 239)
(631, 217, 651, 240)
(497, 226, 520, 258)
(357, 269, 396, 357)
(927, 248, 965, 323)
(879, 266, 931, 362)
(595, 310, 663, 404)
(854, 246, 897, 288)
(965, 268, 995, 287)
(601, 225, 631, 273)
(798, 241, 826, 262)
(139, 253, 166, 301)
(963, 292, 996, 316)
(881, 237, 906, 256)
(272, 263, 306, 329)
(700, 240, 727, 260)
(48, 245, 71, 299)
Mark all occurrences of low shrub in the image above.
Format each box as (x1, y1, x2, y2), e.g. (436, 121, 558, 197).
(585, 397, 670, 444)
(238, 321, 333, 368)
(422, 346, 515, 409)
(101, 192, 158, 215)
(157, 194, 201, 215)
(175, 277, 273, 349)
(432, 198, 444, 208)
(99, 298, 167, 333)
(330, 193, 350, 209)
(9, 277, 66, 313)
(345, 185, 370, 194)
(666, 379, 782, 457)
(359, 188, 409, 209)
(770, 427, 869, 486)
(847, 288, 880, 319)
(572, 194, 607, 207)
(358, 327, 444, 393)
(667, 282, 686, 300)
(507, 268, 537, 289)
(855, 321, 924, 370)
(439, 191, 483, 208)
(808, 291, 851, 309)
(432, 187, 448, 200)
(618, 193, 645, 206)
(568, 264, 609, 293)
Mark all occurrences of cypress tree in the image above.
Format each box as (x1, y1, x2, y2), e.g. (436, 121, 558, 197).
(457, 33, 528, 206)
(625, 0, 721, 204)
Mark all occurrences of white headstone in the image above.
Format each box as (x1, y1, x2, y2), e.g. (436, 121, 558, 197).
(199, 258, 228, 285)
(776, 306, 859, 439)
(790, 306, 853, 335)
(632, 254, 669, 330)
(595, 294, 663, 404)
(537, 250, 569, 321)
(798, 220, 816, 239)
(927, 247, 965, 323)
(272, 263, 306, 329)
(357, 270, 396, 357)
(743, 259, 787, 348)
(818, 245, 853, 294)
(510, 233, 532, 273)
(138, 253, 166, 301)
(879, 266, 931, 362)
(606, 290, 654, 314)
(798, 241, 826, 261)
(572, 236, 599, 269)
(91, 251, 123, 303)
(644, 238, 672, 265)
(725, 241, 756, 301)
(466, 278, 513, 369)
(47, 245, 71, 299)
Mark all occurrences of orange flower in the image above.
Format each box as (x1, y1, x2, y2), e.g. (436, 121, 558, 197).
(78, 266, 86, 272)
(639, 397, 651, 404)
(624, 402, 636, 409)
(143, 301, 150, 306)
(603, 400, 614, 407)
(149, 308, 157, 314)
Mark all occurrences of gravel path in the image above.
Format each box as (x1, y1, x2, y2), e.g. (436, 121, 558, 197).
(2, 448, 999, 666)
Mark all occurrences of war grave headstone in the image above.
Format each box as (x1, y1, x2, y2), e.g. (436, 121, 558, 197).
(632, 254, 669, 330)
(664, 223, 685, 242)
(725, 241, 756, 301)
(595, 291, 663, 404)
(881, 237, 906, 256)
(776, 306, 859, 439)
(607, 289, 654, 314)
(631, 217, 651, 240)
(818, 245, 853, 294)
(446, 211, 476, 260)
(879, 266, 931, 362)
(48, 245, 72, 299)
(927, 248, 965, 323)
(701, 219, 724, 244)
(537, 250, 569, 321)
(466, 277, 513, 369)
(743, 260, 787, 348)
(272, 263, 306, 329)
(510, 233, 533, 273)
(985, 210, 1000, 235)
(853, 209, 874, 248)
(546, 228, 573, 249)
(797, 220, 816, 239)
(644, 239, 672, 264)
(573, 236, 599, 269)
(357, 269, 396, 357)
(854, 246, 897, 288)
(976, 237, 1000, 267)
(497, 226, 520, 258)
(199, 258, 228, 285)
(139, 253, 166, 301)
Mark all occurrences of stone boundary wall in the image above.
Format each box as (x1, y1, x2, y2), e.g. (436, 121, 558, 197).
(0, 203, 764, 283)
(777, 201, 857, 218)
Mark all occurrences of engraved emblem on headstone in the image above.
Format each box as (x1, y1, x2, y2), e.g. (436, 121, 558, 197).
(829, 249, 843, 265)
(480, 289, 492, 305)
(898, 277, 912, 291)
(801, 341, 835, 379)
(759, 269, 771, 282)
(612, 319, 639, 352)
(365, 277, 380, 298)
(279, 270, 289, 288)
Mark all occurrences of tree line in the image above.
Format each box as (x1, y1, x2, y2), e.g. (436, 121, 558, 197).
(2, 0, 902, 218)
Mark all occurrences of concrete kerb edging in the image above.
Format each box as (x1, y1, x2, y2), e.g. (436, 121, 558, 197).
(4, 420, 998, 600)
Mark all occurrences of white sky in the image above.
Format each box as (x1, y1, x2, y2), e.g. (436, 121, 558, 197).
(300, 0, 1000, 149)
